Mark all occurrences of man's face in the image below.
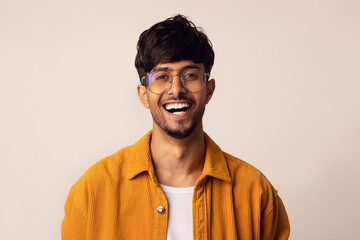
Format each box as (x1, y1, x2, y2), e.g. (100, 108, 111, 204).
(138, 60, 215, 139)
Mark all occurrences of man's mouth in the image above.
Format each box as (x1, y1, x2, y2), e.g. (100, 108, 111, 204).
(163, 102, 192, 115)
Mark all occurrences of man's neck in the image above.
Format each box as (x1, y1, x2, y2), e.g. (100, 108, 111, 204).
(150, 124, 205, 187)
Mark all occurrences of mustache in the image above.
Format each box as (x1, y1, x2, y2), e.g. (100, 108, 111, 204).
(160, 96, 195, 105)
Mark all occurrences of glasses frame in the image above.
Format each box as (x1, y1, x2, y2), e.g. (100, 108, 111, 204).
(141, 68, 210, 95)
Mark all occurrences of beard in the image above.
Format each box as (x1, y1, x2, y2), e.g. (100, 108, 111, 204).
(149, 98, 206, 139)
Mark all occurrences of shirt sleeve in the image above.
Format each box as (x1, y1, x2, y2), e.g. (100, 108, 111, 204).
(260, 186, 290, 240)
(61, 181, 88, 240)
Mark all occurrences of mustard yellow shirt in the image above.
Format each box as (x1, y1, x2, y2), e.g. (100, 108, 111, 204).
(62, 131, 290, 239)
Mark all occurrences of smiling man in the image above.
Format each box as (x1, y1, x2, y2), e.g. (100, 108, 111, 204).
(62, 15, 290, 240)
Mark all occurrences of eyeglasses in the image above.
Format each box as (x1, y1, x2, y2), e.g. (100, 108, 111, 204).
(142, 68, 210, 95)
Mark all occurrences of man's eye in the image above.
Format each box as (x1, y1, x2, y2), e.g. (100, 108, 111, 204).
(183, 72, 199, 80)
(156, 74, 170, 80)
(187, 73, 197, 77)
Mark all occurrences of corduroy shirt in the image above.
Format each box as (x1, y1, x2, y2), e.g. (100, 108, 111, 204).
(62, 131, 290, 240)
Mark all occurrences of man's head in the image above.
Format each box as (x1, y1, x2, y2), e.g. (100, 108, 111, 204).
(135, 14, 215, 83)
(136, 15, 215, 139)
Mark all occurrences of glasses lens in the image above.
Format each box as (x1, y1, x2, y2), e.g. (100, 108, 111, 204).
(181, 69, 206, 92)
(147, 70, 171, 94)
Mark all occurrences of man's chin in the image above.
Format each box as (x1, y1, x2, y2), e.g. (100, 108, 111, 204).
(163, 122, 199, 139)
(151, 108, 204, 139)
(164, 128, 194, 139)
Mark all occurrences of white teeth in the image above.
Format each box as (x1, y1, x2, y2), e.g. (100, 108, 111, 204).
(173, 111, 184, 115)
(165, 103, 190, 110)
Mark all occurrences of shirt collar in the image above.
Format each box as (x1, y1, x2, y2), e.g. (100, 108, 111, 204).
(201, 132, 232, 183)
(127, 131, 231, 184)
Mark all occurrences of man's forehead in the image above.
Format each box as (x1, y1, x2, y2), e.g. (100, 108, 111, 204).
(153, 60, 204, 72)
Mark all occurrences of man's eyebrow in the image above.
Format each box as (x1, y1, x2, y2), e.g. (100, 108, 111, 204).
(153, 65, 201, 72)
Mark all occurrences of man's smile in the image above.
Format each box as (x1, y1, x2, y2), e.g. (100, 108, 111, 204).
(163, 102, 192, 116)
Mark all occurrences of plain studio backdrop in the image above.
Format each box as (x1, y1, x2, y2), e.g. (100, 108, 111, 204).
(1, 0, 359, 239)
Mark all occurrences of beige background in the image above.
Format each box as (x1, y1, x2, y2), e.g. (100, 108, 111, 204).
(1, 0, 359, 239)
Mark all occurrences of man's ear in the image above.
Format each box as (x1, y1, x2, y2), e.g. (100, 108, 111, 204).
(137, 84, 150, 109)
(205, 79, 215, 104)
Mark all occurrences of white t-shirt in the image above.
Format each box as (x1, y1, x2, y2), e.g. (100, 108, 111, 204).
(160, 184, 194, 240)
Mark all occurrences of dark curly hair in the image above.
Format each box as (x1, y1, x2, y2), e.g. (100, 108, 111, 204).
(135, 14, 215, 84)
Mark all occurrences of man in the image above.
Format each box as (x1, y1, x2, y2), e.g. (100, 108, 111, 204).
(62, 15, 290, 240)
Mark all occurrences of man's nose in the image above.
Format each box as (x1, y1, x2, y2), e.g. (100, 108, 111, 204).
(167, 75, 187, 95)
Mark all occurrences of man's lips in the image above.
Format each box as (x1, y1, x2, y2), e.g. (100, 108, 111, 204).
(162, 102, 193, 115)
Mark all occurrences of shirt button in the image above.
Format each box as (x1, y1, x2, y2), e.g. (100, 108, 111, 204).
(157, 206, 165, 214)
